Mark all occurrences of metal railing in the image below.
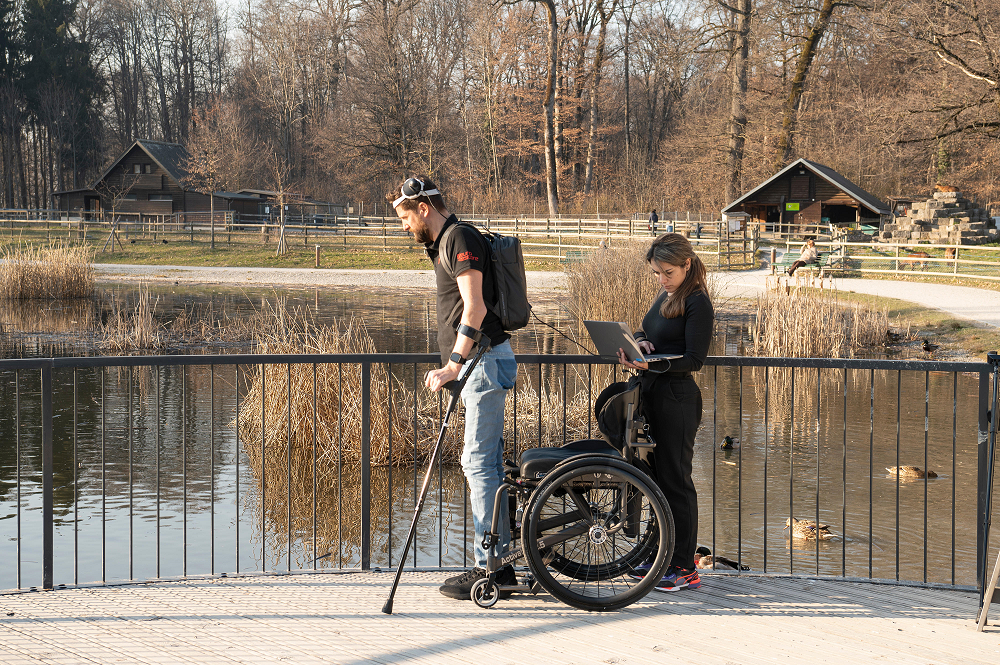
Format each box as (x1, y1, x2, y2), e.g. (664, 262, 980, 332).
(0, 353, 996, 600)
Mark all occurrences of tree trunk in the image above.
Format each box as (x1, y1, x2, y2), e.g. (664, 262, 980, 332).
(584, 3, 611, 196)
(541, 0, 559, 215)
(725, 0, 752, 204)
(773, 0, 838, 171)
(623, 5, 633, 164)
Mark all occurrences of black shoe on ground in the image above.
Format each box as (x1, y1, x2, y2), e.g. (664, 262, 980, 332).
(444, 570, 471, 586)
(439, 565, 517, 600)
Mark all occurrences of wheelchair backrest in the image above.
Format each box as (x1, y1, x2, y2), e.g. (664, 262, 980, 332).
(594, 377, 646, 451)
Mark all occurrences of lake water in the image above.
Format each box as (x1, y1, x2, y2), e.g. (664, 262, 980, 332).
(0, 284, 994, 591)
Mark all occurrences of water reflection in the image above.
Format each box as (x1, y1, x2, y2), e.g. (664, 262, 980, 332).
(0, 285, 995, 593)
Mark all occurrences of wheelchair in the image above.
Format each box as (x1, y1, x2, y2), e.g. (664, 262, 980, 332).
(471, 386, 675, 612)
(382, 339, 674, 614)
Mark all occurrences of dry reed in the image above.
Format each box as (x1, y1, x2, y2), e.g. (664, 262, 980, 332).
(236, 308, 414, 466)
(100, 284, 163, 351)
(0, 243, 95, 300)
(748, 289, 889, 358)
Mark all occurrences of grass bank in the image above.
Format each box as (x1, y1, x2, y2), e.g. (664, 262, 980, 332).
(809, 288, 1000, 359)
(0, 227, 562, 271)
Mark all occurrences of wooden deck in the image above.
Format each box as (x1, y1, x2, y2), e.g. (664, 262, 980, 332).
(0, 572, 997, 664)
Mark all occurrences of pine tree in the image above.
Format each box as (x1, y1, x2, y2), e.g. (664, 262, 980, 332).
(21, 0, 102, 195)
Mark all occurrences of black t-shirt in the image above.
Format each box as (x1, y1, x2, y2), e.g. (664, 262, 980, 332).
(425, 215, 510, 363)
(634, 290, 714, 373)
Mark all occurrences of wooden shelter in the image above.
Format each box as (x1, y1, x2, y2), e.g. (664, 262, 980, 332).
(722, 159, 889, 236)
(55, 139, 262, 219)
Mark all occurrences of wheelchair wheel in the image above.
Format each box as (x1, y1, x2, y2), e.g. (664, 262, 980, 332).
(522, 457, 674, 611)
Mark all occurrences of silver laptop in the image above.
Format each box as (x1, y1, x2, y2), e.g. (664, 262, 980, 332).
(583, 320, 683, 363)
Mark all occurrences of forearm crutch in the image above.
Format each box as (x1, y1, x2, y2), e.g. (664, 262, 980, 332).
(382, 334, 491, 614)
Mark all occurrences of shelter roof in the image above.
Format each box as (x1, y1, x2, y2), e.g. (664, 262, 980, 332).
(722, 158, 889, 216)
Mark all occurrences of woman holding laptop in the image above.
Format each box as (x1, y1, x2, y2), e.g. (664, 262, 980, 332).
(617, 232, 714, 592)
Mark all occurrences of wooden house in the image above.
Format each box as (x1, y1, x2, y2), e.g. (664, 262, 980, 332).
(722, 159, 889, 236)
(55, 139, 262, 219)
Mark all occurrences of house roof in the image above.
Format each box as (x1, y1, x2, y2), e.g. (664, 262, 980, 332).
(722, 158, 890, 216)
(90, 139, 191, 190)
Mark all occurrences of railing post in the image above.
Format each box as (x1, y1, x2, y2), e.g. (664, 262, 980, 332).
(978, 353, 999, 619)
(361, 361, 372, 570)
(41, 364, 53, 590)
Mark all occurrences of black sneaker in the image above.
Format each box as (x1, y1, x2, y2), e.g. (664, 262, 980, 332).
(438, 566, 518, 600)
(443, 570, 473, 586)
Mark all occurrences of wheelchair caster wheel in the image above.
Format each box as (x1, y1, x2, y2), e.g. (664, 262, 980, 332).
(471, 578, 501, 608)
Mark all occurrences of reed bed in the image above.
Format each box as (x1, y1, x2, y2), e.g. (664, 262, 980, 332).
(746, 289, 891, 419)
(748, 289, 889, 358)
(235, 306, 431, 469)
(96, 287, 280, 351)
(99, 284, 163, 351)
(0, 243, 95, 299)
(565, 241, 663, 332)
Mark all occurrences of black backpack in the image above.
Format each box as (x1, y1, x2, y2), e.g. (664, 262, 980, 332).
(439, 222, 532, 331)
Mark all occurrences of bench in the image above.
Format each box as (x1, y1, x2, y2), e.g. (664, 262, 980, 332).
(772, 249, 852, 276)
(772, 251, 827, 273)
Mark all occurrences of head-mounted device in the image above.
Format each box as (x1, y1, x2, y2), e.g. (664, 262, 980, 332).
(392, 177, 440, 208)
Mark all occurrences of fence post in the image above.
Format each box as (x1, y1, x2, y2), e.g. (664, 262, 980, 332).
(978, 354, 999, 620)
(361, 361, 372, 570)
(41, 364, 53, 590)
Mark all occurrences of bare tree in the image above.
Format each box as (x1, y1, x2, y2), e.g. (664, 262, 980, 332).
(96, 168, 140, 252)
(772, 0, 857, 170)
(721, 0, 752, 203)
(584, 0, 614, 195)
(182, 109, 226, 249)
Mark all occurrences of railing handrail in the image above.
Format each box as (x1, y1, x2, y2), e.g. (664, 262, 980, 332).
(0, 353, 991, 374)
(0, 352, 990, 373)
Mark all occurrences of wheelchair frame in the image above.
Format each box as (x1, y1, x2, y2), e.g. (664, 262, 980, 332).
(382, 337, 674, 614)
(472, 394, 675, 611)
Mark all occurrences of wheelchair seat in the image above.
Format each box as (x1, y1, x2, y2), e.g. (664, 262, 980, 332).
(518, 439, 622, 479)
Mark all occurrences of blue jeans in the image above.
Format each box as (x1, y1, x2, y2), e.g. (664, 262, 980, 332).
(460, 340, 516, 568)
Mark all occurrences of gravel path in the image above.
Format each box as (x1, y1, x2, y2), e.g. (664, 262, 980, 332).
(95, 264, 1000, 328)
(713, 269, 1000, 329)
(94, 263, 568, 292)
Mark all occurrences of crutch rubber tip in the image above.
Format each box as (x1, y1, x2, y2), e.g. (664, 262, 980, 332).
(381, 599, 394, 614)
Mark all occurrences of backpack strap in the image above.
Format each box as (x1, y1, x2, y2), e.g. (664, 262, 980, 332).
(437, 221, 502, 321)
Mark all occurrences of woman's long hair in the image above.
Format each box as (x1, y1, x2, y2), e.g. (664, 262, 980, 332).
(646, 233, 710, 319)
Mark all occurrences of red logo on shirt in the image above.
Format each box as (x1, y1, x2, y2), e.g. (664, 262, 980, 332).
(457, 251, 478, 262)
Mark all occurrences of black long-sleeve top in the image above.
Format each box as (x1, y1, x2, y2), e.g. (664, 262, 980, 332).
(633, 290, 714, 373)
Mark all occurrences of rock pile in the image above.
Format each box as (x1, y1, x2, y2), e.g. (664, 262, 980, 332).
(879, 191, 997, 244)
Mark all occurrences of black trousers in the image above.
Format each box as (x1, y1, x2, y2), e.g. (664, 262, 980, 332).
(640, 373, 703, 569)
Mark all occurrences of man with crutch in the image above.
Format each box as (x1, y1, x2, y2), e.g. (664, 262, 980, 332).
(388, 177, 518, 600)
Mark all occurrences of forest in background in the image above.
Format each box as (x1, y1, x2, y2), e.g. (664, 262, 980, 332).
(1, 0, 999, 216)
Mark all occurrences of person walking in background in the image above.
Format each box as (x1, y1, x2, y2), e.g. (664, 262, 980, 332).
(388, 176, 517, 600)
(617, 233, 714, 592)
(787, 237, 818, 275)
(648, 209, 658, 236)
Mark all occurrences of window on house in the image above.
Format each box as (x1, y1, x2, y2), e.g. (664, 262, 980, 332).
(149, 194, 172, 201)
(122, 194, 138, 201)
(133, 164, 141, 174)
(143, 164, 152, 174)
